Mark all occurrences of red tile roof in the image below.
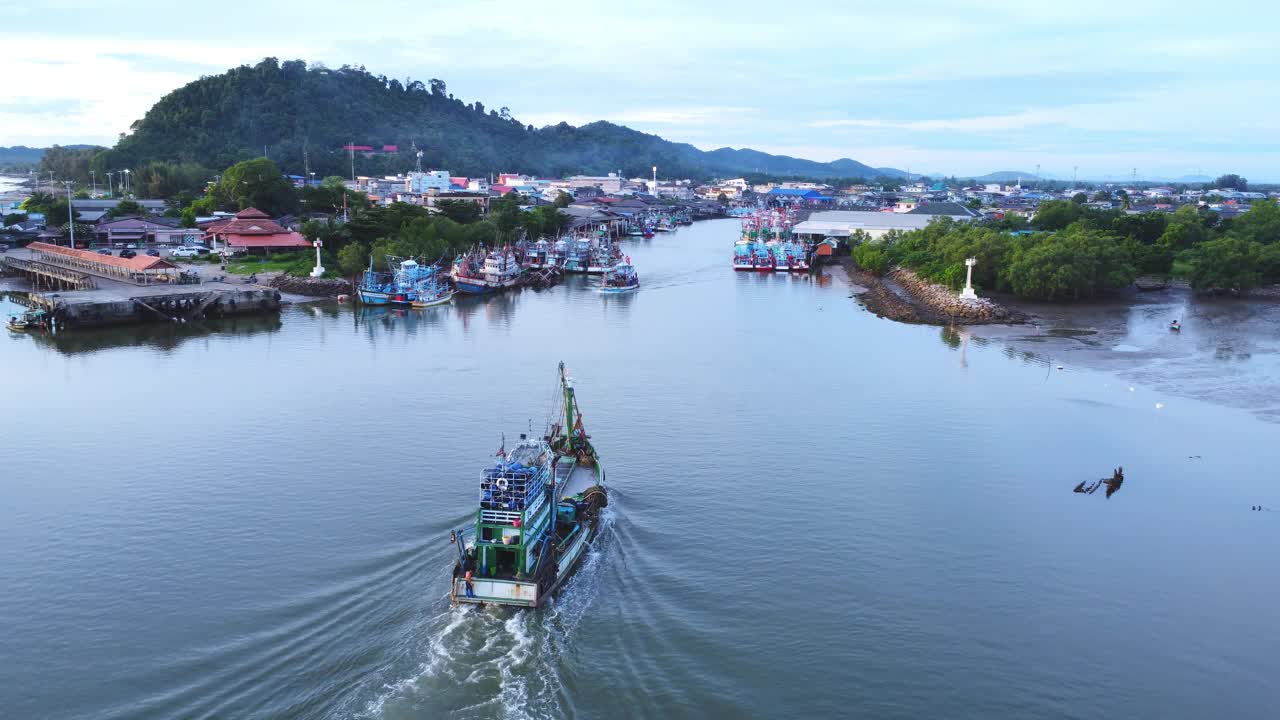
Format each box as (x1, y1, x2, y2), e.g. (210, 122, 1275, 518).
(222, 232, 309, 248)
(204, 208, 290, 236)
(28, 242, 178, 272)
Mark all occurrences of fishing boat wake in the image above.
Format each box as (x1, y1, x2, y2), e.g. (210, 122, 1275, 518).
(358, 506, 618, 720)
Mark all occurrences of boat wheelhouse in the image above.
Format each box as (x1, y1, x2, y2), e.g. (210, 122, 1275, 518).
(451, 363, 608, 608)
(525, 239, 552, 269)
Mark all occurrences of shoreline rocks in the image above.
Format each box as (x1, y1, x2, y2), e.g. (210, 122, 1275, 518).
(839, 258, 1025, 325)
(268, 275, 351, 297)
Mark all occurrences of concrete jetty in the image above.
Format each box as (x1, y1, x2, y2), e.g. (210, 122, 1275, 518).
(21, 282, 281, 328)
(3, 245, 281, 328)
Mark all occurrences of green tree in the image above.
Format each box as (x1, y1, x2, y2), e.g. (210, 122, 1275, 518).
(3, 212, 28, 226)
(554, 192, 573, 208)
(717, 192, 729, 204)
(851, 242, 887, 274)
(23, 192, 71, 226)
(488, 192, 524, 239)
(108, 199, 145, 219)
(1227, 199, 1280, 245)
(1003, 225, 1136, 300)
(1071, 192, 1088, 204)
(435, 199, 482, 224)
(337, 242, 371, 277)
(1189, 237, 1261, 293)
(1213, 174, 1247, 191)
(209, 157, 298, 216)
(37, 144, 104, 185)
(1032, 200, 1082, 231)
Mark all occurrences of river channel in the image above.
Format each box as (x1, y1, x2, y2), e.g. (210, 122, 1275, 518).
(2, 219, 1277, 719)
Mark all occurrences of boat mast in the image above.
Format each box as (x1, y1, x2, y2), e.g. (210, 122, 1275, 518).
(559, 361, 576, 445)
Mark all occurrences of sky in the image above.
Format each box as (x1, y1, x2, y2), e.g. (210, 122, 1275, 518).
(1, 0, 1278, 180)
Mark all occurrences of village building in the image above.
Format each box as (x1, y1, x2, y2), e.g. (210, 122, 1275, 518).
(792, 209, 975, 241)
(94, 217, 202, 246)
(202, 208, 309, 255)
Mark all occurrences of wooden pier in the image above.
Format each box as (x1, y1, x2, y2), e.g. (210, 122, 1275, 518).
(1, 255, 96, 291)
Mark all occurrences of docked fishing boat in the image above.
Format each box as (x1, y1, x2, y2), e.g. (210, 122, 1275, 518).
(585, 241, 622, 274)
(600, 258, 639, 293)
(450, 363, 609, 608)
(525, 239, 552, 269)
(771, 240, 810, 272)
(410, 280, 455, 308)
(733, 240, 757, 271)
(547, 238, 567, 269)
(453, 247, 522, 294)
(7, 308, 50, 332)
(561, 237, 593, 273)
(358, 256, 440, 305)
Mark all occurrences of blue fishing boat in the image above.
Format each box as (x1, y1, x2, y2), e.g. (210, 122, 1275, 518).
(450, 363, 608, 608)
(358, 256, 440, 305)
(600, 258, 639, 293)
(561, 237, 593, 273)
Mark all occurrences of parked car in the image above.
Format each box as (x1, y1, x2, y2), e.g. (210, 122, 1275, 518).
(170, 247, 204, 258)
(119, 249, 137, 259)
(96, 249, 113, 255)
(0, 243, 9, 253)
(145, 248, 160, 257)
(125, 243, 138, 250)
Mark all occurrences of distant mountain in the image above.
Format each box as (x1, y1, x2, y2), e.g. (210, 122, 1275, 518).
(96, 58, 908, 181)
(1, 144, 104, 175)
(0, 146, 46, 166)
(970, 171, 1040, 183)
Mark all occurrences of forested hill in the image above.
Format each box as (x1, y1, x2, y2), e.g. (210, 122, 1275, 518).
(99, 58, 903, 180)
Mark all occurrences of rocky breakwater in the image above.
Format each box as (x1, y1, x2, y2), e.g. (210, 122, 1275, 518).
(888, 268, 1024, 324)
(838, 257, 1023, 325)
(268, 275, 351, 298)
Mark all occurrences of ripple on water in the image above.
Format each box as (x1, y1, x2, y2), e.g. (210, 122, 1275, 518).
(362, 507, 621, 720)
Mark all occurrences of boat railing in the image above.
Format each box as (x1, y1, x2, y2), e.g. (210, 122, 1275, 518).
(480, 467, 548, 511)
(480, 508, 523, 525)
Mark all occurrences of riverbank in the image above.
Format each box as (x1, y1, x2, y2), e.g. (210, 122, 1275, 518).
(838, 257, 1026, 325)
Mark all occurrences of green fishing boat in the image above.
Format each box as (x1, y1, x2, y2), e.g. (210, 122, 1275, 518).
(450, 362, 609, 607)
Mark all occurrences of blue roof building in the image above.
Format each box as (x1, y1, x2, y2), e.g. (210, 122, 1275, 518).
(766, 188, 834, 204)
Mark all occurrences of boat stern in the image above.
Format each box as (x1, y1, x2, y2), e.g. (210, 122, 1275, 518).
(453, 576, 540, 608)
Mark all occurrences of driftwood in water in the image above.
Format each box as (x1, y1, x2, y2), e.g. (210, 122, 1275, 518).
(1104, 467, 1124, 498)
(1073, 466, 1125, 498)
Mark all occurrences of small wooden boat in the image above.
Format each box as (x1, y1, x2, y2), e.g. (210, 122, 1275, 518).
(1169, 320, 1181, 332)
(7, 309, 50, 332)
(410, 289, 456, 308)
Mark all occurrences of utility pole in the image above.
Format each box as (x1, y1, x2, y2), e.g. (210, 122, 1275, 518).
(91, 170, 96, 197)
(1073, 166, 1078, 188)
(64, 181, 75, 249)
(349, 141, 356, 184)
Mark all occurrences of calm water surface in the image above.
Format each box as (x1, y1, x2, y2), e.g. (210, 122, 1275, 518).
(2, 219, 1278, 719)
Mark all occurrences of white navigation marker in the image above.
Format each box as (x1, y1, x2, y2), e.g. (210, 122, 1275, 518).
(960, 257, 978, 300)
(310, 239, 326, 278)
